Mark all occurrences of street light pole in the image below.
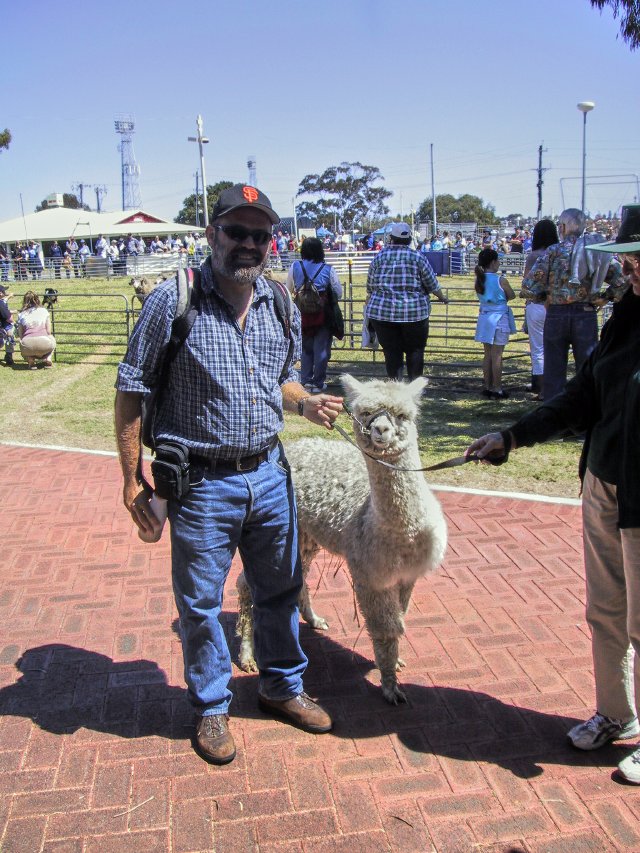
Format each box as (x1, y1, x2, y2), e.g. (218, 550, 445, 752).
(577, 102, 595, 214)
(188, 115, 210, 228)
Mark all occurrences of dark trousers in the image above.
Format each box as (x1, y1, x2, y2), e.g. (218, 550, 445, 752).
(543, 303, 598, 400)
(371, 318, 430, 381)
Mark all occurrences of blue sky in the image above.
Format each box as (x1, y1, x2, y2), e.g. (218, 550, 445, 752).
(2, 0, 638, 225)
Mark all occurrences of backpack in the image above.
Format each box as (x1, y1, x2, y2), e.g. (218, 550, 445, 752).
(141, 262, 294, 450)
(293, 261, 326, 315)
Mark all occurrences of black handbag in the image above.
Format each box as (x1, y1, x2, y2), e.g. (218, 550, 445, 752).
(324, 285, 345, 340)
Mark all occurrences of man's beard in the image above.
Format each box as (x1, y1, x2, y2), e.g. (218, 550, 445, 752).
(210, 240, 268, 285)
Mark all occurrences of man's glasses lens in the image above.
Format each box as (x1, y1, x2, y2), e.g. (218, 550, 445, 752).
(215, 225, 272, 245)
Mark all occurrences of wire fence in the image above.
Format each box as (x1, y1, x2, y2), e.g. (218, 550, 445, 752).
(1, 247, 528, 284)
(36, 285, 535, 392)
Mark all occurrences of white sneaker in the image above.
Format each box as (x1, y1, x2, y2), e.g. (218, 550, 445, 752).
(303, 383, 314, 392)
(618, 747, 640, 784)
(567, 712, 640, 751)
(312, 383, 328, 394)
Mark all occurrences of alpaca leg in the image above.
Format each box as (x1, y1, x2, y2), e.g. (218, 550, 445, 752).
(354, 582, 406, 704)
(298, 539, 329, 630)
(299, 580, 329, 630)
(396, 582, 415, 670)
(235, 571, 258, 673)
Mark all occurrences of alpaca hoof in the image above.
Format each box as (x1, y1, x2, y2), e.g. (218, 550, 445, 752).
(306, 614, 329, 631)
(381, 681, 407, 705)
(238, 642, 258, 673)
(395, 658, 407, 671)
(238, 655, 258, 674)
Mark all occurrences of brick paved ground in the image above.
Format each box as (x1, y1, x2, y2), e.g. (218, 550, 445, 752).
(2, 444, 640, 852)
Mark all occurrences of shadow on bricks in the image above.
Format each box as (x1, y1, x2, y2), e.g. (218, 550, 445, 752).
(0, 634, 626, 782)
(0, 643, 194, 740)
(294, 628, 626, 781)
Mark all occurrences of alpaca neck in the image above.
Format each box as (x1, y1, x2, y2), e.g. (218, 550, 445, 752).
(364, 444, 428, 522)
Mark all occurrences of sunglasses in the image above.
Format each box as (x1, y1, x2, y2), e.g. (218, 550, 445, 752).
(213, 224, 272, 246)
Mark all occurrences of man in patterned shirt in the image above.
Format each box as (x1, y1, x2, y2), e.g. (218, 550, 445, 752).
(115, 184, 343, 765)
(366, 221, 449, 381)
(521, 208, 626, 400)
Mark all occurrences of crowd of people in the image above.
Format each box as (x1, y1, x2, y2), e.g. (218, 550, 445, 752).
(0, 284, 56, 369)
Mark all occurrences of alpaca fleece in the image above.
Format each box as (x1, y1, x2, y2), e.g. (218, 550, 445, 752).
(237, 374, 448, 703)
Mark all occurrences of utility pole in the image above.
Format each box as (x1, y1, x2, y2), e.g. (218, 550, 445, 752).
(430, 144, 436, 238)
(536, 143, 549, 220)
(188, 115, 210, 228)
(94, 185, 107, 212)
(72, 182, 88, 208)
(194, 171, 200, 227)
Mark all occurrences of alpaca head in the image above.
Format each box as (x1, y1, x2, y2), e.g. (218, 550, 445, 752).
(340, 375, 426, 458)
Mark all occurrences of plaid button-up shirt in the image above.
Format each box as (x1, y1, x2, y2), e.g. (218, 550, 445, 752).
(116, 260, 300, 460)
(366, 245, 442, 322)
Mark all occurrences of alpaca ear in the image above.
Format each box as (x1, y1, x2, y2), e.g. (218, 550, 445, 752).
(340, 374, 363, 399)
(407, 376, 428, 401)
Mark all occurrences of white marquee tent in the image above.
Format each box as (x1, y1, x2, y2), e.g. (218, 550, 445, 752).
(0, 207, 201, 245)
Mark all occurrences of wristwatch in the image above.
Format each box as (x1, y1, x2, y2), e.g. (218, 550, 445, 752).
(298, 396, 310, 416)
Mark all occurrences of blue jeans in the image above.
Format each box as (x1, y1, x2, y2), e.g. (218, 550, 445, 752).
(301, 326, 332, 388)
(168, 441, 307, 716)
(543, 303, 598, 400)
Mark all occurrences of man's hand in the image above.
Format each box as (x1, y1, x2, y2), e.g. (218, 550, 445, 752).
(302, 394, 343, 429)
(466, 432, 506, 462)
(123, 477, 162, 537)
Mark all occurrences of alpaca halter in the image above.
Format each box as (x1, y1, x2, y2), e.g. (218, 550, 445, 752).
(339, 403, 479, 472)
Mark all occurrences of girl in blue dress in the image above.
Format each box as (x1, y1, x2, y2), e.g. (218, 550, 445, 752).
(474, 248, 516, 399)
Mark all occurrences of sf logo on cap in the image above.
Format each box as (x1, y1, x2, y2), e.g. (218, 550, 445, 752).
(242, 186, 259, 203)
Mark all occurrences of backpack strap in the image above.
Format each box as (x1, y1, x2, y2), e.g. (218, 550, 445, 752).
(295, 260, 325, 290)
(263, 275, 295, 384)
(141, 267, 202, 449)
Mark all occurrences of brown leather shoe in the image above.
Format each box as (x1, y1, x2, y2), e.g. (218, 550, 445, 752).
(258, 691, 333, 733)
(194, 714, 236, 765)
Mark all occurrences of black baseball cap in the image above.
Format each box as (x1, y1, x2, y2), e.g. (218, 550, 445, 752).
(211, 184, 280, 225)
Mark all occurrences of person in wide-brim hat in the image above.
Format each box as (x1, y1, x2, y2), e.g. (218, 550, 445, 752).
(587, 204, 640, 254)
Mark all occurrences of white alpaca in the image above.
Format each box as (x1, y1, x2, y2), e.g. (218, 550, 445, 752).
(236, 374, 448, 703)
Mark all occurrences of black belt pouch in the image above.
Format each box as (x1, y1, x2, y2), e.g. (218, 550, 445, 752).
(151, 441, 191, 501)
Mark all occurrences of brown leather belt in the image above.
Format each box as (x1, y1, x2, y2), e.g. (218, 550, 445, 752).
(192, 437, 279, 473)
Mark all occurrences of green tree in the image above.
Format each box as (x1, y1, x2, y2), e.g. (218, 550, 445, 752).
(416, 193, 500, 227)
(296, 162, 392, 231)
(0, 128, 10, 152)
(174, 180, 234, 225)
(590, 0, 640, 49)
(35, 193, 90, 212)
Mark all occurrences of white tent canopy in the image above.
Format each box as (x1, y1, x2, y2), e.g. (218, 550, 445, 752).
(0, 207, 202, 245)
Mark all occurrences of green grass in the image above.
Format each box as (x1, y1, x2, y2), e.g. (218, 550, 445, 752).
(1, 272, 583, 498)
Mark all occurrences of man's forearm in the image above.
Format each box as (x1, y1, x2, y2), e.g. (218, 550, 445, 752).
(281, 381, 311, 414)
(114, 390, 144, 486)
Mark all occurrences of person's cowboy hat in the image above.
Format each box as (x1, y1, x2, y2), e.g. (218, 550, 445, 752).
(587, 204, 640, 253)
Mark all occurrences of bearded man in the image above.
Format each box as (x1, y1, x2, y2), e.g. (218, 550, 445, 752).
(115, 185, 342, 765)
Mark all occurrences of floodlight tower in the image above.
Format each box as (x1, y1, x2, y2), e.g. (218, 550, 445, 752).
(114, 115, 142, 210)
(188, 115, 210, 227)
(577, 102, 595, 213)
(247, 155, 257, 187)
